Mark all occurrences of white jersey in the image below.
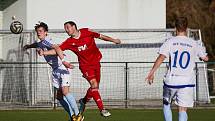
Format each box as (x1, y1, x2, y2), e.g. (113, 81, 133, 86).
(36, 38, 63, 69)
(159, 36, 207, 87)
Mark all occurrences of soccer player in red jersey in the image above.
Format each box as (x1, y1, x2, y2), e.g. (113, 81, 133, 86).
(40, 21, 121, 117)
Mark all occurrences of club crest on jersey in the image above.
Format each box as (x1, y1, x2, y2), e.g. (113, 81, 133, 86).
(78, 44, 87, 51)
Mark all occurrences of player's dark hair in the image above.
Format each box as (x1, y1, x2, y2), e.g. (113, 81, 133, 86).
(35, 22, 48, 32)
(64, 21, 77, 30)
(175, 17, 188, 32)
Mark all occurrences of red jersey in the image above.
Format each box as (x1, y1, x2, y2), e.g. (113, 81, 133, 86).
(60, 28, 102, 67)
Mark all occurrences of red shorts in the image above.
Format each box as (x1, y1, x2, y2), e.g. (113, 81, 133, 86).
(80, 64, 101, 83)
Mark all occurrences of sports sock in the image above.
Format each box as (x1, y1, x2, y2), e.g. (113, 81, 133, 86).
(84, 87, 93, 103)
(163, 104, 172, 121)
(179, 111, 188, 121)
(91, 88, 104, 111)
(65, 93, 79, 116)
(58, 96, 74, 120)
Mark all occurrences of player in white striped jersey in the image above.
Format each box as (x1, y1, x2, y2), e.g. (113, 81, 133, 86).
(23, 22, 83, 121)
(146, 17, 208, 121)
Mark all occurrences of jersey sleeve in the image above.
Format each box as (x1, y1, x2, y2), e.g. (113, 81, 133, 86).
(88, 29, 100, 38)
(159, 40, 170, 58)
(196, 40, 207, 58)
(32, 41, 39, 48)
(59, 39, 70, 51)
(43, 39, 54, 48)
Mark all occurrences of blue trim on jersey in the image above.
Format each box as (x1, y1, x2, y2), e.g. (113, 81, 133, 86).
(34, 42, 39, 48)
(36, 39, 61, 69)
(164, 82, 195, 88)
(43, 40, 53, 47)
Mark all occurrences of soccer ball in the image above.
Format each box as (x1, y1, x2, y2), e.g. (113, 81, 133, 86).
(10, 21, 23, 34)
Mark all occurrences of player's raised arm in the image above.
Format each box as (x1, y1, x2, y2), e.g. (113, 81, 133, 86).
(23, 43, 38, 50)
(40, 49, 57, 56)
(89, 28, 121, 44)
(51, 44, 74, 69)
(51, 44, 64, 59)
(99, 34, 121, 44)
(145, 54, 166, 85)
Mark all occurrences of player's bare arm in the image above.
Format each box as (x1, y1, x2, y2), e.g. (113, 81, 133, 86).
(51, 44, 74, 69)
(51, 44, 64, 59)
(99, 34, 121, 44)
(145, 54, 166, 85)
(39, 46, 73, 69)
(42, 49, 57, 56)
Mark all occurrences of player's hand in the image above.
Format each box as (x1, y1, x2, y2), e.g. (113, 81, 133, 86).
(23, 45, 29, 51)
(145, 71, 154, 85)
(62, 61, 74, 69)
(200, 56, 209, 62)
(37, 48, 44, 56)
(114, 39, 121, 44)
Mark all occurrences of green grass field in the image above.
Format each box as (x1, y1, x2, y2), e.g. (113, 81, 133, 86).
(0, 109, 215, 121)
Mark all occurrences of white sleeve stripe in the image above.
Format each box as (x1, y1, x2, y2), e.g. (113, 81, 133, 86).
(43, 40, 53, 47)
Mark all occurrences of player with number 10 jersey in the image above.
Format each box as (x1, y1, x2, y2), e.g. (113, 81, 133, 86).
(146, 17, 208, 121)
(159, 35, 207, 87)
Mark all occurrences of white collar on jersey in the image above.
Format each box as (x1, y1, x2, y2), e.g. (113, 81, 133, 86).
(73, 30, 81, 39)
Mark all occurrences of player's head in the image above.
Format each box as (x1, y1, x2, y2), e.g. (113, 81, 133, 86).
(35, 22, 48, 40)
(64, 21, 77, 36)
(175, 17, 188, 33)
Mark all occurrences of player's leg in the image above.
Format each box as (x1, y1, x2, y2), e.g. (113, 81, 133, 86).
(60, 70, 80, 117)
(79, 67, 95, 114)
(83, 67, 110, 117)
(94, 66, 111, 117)
(52, 72, 74, 121)
(163, 86, 176, 121)
(175, 87, 194, 121)
(62, 86, 84, 121)
(80, 78, 104, 112)
(58, 67, 84, 121)
(90, 78, 104, 111)
(62, 86, 79, 115)
(178, 106, 188, 121)
(81, 65, 104, 108)
(83, 78, 111, 117)
(80, 65, 110, 117)
(163, 100, 172, 121)
(56, 88, 74, 121)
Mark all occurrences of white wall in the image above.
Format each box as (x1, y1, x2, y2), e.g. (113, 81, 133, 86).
(2, 0, 166, 29)
(128, 0, 166, 28)
(2, 0, 27, 30)
(26, 0, 165, 29)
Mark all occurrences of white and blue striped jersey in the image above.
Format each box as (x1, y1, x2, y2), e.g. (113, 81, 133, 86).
(36, 38, 62, 69)
(159, 36, 207, 87)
